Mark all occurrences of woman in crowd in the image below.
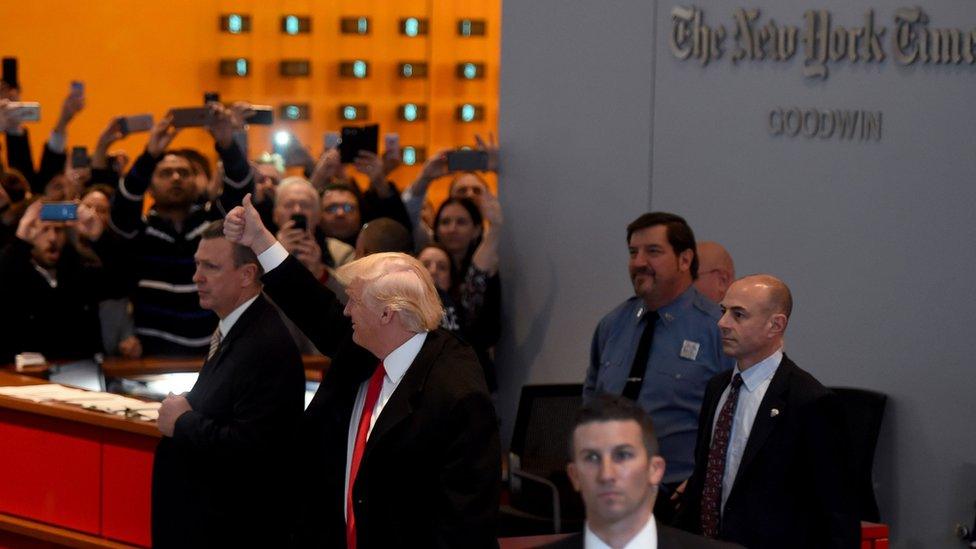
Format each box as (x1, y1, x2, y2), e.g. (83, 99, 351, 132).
(432, 194, 503, 391)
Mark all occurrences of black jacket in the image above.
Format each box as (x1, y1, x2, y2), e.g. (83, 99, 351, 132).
(675, 356, 860, 549)
(0, 237, 105, 363)
(151, 295, 305, 548)
(263, 255, 501, 548)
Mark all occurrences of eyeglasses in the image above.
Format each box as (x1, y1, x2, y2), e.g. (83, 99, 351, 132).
(157, 167, 193, 179)
(324, 203, 357, 214)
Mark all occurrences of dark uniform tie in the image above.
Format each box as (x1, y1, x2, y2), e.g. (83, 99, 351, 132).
(700, 373, 744, 538)
(622, 311, 659, 401)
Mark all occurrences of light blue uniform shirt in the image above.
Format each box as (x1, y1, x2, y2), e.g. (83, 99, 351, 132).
(711, 349, 783, 513)
(586, 286, 734, 484)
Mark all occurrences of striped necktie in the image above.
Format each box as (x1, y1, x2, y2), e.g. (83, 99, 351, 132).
(207, 328, 222, 360)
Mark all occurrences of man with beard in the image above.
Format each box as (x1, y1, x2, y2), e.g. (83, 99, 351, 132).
(0, 200, 107, 363)
(585, 212, 733, 521)
(108, 105, 253, 355)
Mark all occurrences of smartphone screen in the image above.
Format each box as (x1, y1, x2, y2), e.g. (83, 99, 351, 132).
(291, 213, 308, 231)
(71, 146, 90, 169)
(10, 102, 40, 122)
(120, 114, 154, 135)
(40, 202, 78, 222)
(169, 107, 212, 128)
(324, 131, 340, 150)
(446, 150, 489, 172)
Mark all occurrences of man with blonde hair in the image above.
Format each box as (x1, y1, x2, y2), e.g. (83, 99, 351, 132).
(224, 194, 500, 548)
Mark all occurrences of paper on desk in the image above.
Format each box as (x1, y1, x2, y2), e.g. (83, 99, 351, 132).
(0, 383, 161, 420)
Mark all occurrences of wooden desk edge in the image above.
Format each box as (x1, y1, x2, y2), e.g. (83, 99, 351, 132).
(0, 512, 141, 549)
(0, 372, 160, 438)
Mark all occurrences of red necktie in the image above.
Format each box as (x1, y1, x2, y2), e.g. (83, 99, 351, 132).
(700, 373, 743, 538)
(346, 362, 386, 549)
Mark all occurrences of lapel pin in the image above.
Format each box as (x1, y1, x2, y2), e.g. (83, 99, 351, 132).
(770, 408, 780, 418)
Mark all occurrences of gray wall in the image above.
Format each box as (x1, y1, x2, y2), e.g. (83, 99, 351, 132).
(498, 1, 976, 547)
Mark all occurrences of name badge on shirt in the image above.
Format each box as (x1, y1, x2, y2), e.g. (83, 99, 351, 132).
(680, 340, 700, 361)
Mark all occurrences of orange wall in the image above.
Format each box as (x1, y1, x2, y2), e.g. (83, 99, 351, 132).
(0, 0, 499, 203)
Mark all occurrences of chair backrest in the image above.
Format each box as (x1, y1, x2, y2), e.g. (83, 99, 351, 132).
(510, 384, 583, 477)
(830, 386, 888, 523)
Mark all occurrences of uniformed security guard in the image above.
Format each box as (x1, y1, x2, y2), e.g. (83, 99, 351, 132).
(585, 212, 734, 522)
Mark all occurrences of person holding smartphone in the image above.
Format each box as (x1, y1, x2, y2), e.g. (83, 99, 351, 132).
(0, 199, 109, 363)
(107, 103, 255, 356)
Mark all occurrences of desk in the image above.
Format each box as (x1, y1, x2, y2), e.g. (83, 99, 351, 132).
(0, 371, 156, 548)
(0, 354, 330, 548)
(5, 354, 330, 384)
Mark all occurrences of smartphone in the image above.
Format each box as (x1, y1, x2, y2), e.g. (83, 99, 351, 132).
(169, 107, 212, 128)
(40, 202, 78, 222)
(339, 124, 379, 164)
(204, 91, 220, 104)
(118, 114, 154, 135)
(9, 101, 40, 122)
(1, 57, 17, 88)
(247, 105, 274, 125)
(324, 131, 340, 150)
(291, 213, 308, 231)
(71, 146, 90, 169)
(446, 150, 489, 172)
(71, 81, 84, 94)
(384, 133, 400, 156)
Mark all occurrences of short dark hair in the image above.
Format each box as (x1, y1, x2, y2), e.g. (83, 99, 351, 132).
(171, 148, 213, 180)
(200, 220, 263, 277)
(569, 394, 659, 461)
(82, 183, 114, 200)
(626, 212, 699, 279)
(322, 182, 364, 207)
(359, 217, 414, 255)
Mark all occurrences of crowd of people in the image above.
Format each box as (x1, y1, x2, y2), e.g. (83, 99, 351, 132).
(0, 81, 504, 392)
(1, 76, 862, 549)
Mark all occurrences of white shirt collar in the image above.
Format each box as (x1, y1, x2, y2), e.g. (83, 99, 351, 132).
(583, 513, 657, 549)
(380, 332, 428, 383)
(218, 294, 260, 338)
(736, 348, 783, 392)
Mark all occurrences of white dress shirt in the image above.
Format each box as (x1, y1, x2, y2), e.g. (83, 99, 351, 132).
(217, 294, 259, 338)
(584, 513, 657, 549)
(342, 331, 427, 519)
(257, 242, 431, 522)
(711, 348, 783, 513)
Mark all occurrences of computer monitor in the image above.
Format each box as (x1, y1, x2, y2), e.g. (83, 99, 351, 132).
(48, 360, 106, 392)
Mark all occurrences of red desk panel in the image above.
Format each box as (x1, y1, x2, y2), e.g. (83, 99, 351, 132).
(0, 409, 102, 535)
(101, 432, 155, 547)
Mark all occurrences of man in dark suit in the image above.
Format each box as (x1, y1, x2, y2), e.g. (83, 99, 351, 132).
(541, 394, 741, 549)
(224, 194, 500, 548)
(152, 220, 305, 548)
(675, 275, 859, 548)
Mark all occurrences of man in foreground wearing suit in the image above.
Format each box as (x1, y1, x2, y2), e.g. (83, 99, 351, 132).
(675, 275, 859, 548)
(542, 394, 741, 549)
(224, 194, 500, 548)
(152, 220, 306, 547)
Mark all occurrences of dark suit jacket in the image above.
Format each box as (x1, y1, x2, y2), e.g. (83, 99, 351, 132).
(538, 520, 744, 548)
(151, 295, 305, 548)
(262, 255, 501, 548)
(675, 356, 860, 549)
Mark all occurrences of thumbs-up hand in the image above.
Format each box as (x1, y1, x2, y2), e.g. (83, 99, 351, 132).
(224, 193, 277, 254)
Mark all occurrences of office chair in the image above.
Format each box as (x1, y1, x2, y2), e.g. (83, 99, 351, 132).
(500, 384, 585, 536)
(831, 386, 887, 523)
